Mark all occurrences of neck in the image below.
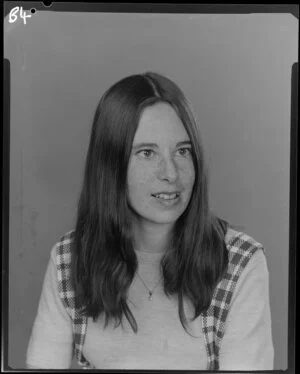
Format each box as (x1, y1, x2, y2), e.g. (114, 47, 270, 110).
(131, 218, 174, 254)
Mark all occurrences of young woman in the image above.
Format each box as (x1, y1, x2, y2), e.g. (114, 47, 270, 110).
(26, 72, 274, 370)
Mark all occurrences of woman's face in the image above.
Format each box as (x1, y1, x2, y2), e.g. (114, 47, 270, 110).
(127, 102, 195, 227)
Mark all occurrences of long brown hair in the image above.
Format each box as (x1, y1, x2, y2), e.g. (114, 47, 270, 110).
(71, 72, 229, 334)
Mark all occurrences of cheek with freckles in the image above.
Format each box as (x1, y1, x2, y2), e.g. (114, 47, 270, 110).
(127, 163, 156, 213)
(177, 163, 195, 204)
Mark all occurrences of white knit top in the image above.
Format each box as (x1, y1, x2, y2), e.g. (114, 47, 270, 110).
(26, 245, 274, 370)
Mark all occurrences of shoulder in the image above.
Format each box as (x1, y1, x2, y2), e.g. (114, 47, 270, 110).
(209, 227, 267, 306)
(57, 229, 76, 249)
(51, 229, 76, 257)
(225, 226, 264, 256)
(49, 230, 76, 272)
(50, 230, 76, 310)
(223, 226, 265, 277)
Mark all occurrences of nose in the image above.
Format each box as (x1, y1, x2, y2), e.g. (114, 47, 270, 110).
(158, 155, 178, 183)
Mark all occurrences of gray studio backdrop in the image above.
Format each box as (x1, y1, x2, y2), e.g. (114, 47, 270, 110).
(4, 11, 297, 369)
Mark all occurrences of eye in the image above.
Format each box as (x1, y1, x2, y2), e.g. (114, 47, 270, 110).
(137, 149, 155, 158)
(177, 147, 192, 157)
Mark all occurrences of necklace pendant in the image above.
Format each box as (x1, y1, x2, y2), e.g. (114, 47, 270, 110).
(148, 292, 153, 300)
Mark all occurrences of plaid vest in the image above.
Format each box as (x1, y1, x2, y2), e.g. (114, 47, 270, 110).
(56, 228, 263, 370)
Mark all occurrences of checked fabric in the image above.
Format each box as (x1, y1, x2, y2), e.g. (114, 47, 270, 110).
(56, 227, 263, 370)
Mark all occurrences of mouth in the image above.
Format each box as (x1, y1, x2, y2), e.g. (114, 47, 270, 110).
(151, 192, 180, 200)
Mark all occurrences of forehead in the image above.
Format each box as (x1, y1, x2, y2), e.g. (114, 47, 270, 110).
(134, 102, 189, 142)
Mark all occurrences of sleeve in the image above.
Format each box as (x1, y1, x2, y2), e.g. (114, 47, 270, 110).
(219, 249, 274, 370)
(26, 244, 73, 369)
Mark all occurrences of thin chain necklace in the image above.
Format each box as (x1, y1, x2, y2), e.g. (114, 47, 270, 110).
(137, 273, 162, 301)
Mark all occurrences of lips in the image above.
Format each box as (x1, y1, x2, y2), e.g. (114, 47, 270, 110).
(151, 192, 180, 200)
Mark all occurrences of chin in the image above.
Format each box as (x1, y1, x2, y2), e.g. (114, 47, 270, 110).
(128, 201, 187, 226)
(145, 210, 184, 225)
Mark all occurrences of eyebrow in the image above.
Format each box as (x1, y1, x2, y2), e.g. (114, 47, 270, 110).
(132, 141, 192, 151)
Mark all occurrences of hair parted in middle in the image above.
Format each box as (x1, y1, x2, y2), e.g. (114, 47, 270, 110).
(71, 71, 229, 335)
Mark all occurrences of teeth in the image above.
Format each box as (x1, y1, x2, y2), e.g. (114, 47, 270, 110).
(154, 193, 178, 200)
